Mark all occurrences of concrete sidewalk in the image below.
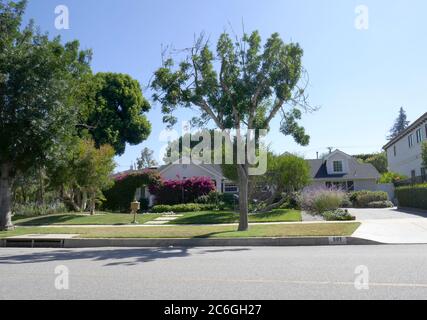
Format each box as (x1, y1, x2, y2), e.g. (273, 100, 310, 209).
(353, 218, 427, 244)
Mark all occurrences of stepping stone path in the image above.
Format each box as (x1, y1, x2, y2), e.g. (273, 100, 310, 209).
(144, 214, 183, 225)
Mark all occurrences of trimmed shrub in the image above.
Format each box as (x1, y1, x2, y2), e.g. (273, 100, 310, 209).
(350, 191, 388, 208)
(366, 201, 394, 208)
(103, 170, 162, 213)
(396, 184, 427, 210)
(323, 209, 356, 221)
(151, 177, 216, 205)
(379, 172, 408, 184)
(151, 203, 217, 213)
(299, 187, 346, 214)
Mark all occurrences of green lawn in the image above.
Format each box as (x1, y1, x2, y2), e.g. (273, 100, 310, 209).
(0, 222, 360, 239)
(169, 209, 302, 225)
(12, 209, 301, 226)
(13, 212, 159, 226)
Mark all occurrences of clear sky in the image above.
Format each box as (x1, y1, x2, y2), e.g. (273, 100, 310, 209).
(25, 0, 427, 171)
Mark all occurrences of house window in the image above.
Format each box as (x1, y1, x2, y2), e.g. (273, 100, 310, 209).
(224, 183, 238, 193)
(408, 134, 414, 148)
(393, 145, 397, 157)
(333, 161, 343, 173)
(416, 128, 422, 143)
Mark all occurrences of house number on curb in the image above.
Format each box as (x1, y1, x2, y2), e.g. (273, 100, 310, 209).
(328, 237, 348, 245)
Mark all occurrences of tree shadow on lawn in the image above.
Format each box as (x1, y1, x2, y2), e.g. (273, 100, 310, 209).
(13, 215, 88, 226)
(0, 247, 250, 267)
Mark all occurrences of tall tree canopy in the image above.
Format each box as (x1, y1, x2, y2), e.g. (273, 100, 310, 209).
(79, 72, 152, 155)
(0, 0, 91, 230)
(152, 31, 312, 231)
(136, 147, 158, 169)
(355, 152, 388, 174)
(388, 107, 410, 140)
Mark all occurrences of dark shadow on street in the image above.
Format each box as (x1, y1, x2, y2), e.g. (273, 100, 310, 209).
(0, 247, 250, 266)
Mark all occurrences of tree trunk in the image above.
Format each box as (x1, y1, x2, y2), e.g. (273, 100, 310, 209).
(89, 192, 96, 215)
(259, 196, 288, 213)
(0, 163, 14, 231)
(237, 164, 249, 231)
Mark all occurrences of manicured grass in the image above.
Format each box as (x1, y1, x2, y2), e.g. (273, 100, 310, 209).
(0, 223, 360, 239)
(11, 209, 301, 226)
(13, 212, 159, 226)
(169, 209, 302, 225)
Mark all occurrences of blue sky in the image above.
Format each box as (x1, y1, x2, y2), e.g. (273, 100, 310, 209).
(25, 0, 427, 171)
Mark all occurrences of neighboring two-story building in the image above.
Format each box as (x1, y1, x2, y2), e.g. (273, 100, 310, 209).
(383, 112, 427, 182)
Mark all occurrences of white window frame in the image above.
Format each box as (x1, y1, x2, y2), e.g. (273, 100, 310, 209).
(224, 183, 239, 194)
(416, 128, 422, 143)
(408, 134, 414, 148)
(333, 160, 344, 173)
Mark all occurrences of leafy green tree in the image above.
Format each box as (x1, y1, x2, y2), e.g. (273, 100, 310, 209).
(379, 172, 408, 184)
(136, 147, 158, 169)
(356, 152, 388, 174)
(79, 72, 152, 155)
(0, 0, 91, 230)
(152, 31, 311, 231)
(48, 139, 115, 214)
(259, 153, 310, 212)
(388, 107, 410, 140)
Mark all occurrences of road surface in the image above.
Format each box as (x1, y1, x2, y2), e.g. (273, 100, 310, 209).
(1, 245, 427, 300)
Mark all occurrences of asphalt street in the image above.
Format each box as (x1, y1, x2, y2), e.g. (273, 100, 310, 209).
(1, 245, 427, 300)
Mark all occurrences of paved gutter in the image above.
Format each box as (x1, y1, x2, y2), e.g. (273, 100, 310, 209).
(0, 236, 380, 248)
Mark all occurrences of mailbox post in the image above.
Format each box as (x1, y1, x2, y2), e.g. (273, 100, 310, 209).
(131, 201, 141, 224)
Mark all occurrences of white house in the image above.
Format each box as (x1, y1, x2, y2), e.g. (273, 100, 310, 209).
(156, 160, 238, 194)
(306, 150, 381, 192)
(383, 112, 427, 181)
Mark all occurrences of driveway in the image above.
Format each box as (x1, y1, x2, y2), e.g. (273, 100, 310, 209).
(350, 208, 427, 244)
(349, 207, 427, 221)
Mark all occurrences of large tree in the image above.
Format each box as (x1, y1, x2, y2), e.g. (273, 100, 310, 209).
(258, 153, 310, 212)
(0, 0, 91, 230)
(152, 31, 311, 231)
(355, 152, 388, 174)
(388, 107, 410, 140)
(79, 72, 152, 155)
(136, 147, 158, 169)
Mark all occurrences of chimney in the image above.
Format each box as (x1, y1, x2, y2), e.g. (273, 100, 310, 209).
(316, 152, 319, 159)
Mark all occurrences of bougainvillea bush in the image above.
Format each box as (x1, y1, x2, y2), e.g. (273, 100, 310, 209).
(151, 176, 216, 205)
(103, 170, 162, 212)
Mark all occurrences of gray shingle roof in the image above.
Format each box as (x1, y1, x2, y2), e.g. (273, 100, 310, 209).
(307, 158, 380, 180)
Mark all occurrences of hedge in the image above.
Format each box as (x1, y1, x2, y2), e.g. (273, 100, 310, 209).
(349, 191, 388, 208)
(103, 170, 162, 212)
(151, 203, 218, 213)
(396, 184, 427, 210)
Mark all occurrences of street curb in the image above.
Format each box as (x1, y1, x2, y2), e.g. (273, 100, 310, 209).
(0, 237, 381, 248)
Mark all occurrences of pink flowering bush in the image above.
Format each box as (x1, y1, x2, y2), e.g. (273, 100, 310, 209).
(152, 176, 216, 205)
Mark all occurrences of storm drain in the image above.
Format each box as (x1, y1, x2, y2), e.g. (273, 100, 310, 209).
(4, 239, 64, 248)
